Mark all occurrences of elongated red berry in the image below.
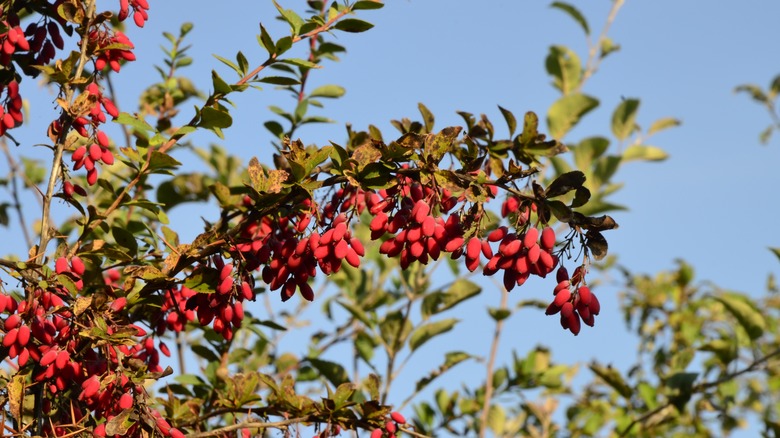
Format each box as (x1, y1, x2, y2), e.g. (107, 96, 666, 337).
(466, 237, 481, 260)
(577, 286, 592, 306)
(4, 313, 21, 330)
(553, 289, 571, 307)
(3, 328, 18, 347)
(523, 228, 539, 249)
(299, 282, 314, 301)
(55, 257, 69, 274)
(390, 411, 406, 424)
(444, 237, 464, 252)
(119, 392, 133, 410)
(589, 294, 600, 315)
(487, 226, 508, 242)
(17, 325, 30, 346)
(540, 227, 555, 250)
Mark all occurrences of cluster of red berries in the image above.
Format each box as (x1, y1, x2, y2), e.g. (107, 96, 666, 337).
(367, 180, 461, 269)
(84, 82, 121, 122)
(59, 83, 119, 187)
(545, 266, 601, 335)
(310, 214, 365, 274)
(237, 211, 310, 302)
(71, 129, 114, 185)
(118, 0, 150, 28)
(154, 286, 197, 335)
(23, 19, 65, 66)
(0, 80, 23, 136)
(1, 23, 30, 62)
(479, 226, 558, 290)
(62, 180, 88, 198)
(89, 29, 136, 73)
(184, 257, 254, 340)
(370, 411, 407, 438)
(55, 255, 86, 290)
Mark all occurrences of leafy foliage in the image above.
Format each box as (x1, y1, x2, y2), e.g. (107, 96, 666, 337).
(0, 1, 775, 438)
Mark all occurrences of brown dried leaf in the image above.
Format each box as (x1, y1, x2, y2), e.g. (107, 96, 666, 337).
(352, 142, 382, 171)
(8, 374, 25, 420)
(266, 169, 289, 193)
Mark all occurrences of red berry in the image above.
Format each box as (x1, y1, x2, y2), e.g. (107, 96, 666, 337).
(55, 257, 69, 274)
(444, 237, 464, 252)
(3, 328, 18, 347)
(553, 289, 571, 307)
(577, 286, 592, 306)
(466, 237, 481, 260)
(71, 256, 85, 276)
(487, 226, 507, 242)
(390, 411, 406, 424)
(119, 392, 133, 409)
(4, 313, 20, 330)
(523, 228, 539, 249)
(541, 227, 555, 250)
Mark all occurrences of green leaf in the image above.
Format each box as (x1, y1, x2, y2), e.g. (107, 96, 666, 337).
(547, 93, 599, 139)
(488, 307, 511, 321)
(647, 117, 681, 135)
(258, 76, 300, 85)
(147, 151, 182, 172)
(735, 84, 768, 103)
(352, 1, 384, 10)
(379, 310, 412, 351)
(418, 102, 435, 132)
(421, 278, 482, 318)
(199, 107, 233, 130)
(114, 113, 155, 136)
(273, 1, 305, 35)
(759, 125, 774, 145)
(112, 227, 138, 255)
(770, 247, 780, 263)
(622, 145, 668, 162)
(585, 230, 608, 260)
(275, 36, 293, 56)
(310, 84, 346, 98)
(712, 293, 766, 340)
(546, 170, 585, 198)
(184, 268, 219, 293)
(599, 36, 620, 59)
(414, 351, 473, 392)
(280, 58, 320, 69)
(258, 23, 276, 55)
(545, 45, 582, 95)
(589, 362, 632, 399)
(213, 54, 241, 76)
(409, 318, 459, 352)
(550, 2, 590, 35)
(308, 358, 350, 386)
(611, 98, 640, 141)
(337, 300, 373, 327)
(497, 105, 517, 137)
(211, 70, 232, 95)
(191, 345, 220, 363)
(334, 18, 374, 33)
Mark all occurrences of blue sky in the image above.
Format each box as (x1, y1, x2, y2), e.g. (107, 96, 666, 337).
(4, 0, 780, 435)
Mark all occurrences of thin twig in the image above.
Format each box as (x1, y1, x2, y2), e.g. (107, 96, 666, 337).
(36, 0, 97, 263)
(477, 276, 510, 438)
(578, 0, 625, 91)
(0, 140, 34, 248)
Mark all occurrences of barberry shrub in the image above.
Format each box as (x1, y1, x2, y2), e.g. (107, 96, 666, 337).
(0, 1, 778, 438)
